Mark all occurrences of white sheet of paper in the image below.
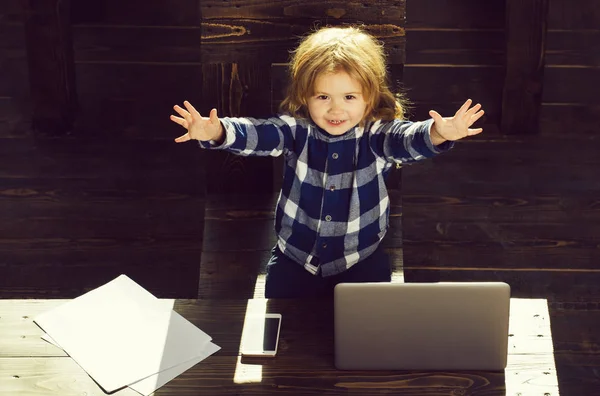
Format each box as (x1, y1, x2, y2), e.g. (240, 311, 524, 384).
(34, 275, 213, 393)
(42, 333, 221, 396)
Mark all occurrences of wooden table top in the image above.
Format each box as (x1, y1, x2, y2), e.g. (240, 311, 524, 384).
(1, 297, 594, 395)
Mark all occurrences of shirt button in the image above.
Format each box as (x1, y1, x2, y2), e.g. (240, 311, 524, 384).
(322, 243, 327, 248)
(329, 185, 335, 191)
(332, 153, 339, 159)
(325, 215, 332, 221)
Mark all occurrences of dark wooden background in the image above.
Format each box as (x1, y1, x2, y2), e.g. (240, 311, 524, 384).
(1, 0, 600, 300)
(2, 1, 600, 394)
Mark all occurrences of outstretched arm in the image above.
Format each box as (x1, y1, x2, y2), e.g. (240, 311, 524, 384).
(170, 100, 224, 144)
(170, 100, 294, 158)
(428, 99, 485, 146)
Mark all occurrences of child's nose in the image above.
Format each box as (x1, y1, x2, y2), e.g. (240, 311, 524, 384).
(329, 100, 343, 112)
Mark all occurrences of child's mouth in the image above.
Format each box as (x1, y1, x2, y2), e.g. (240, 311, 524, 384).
(328, 120, 345, 125)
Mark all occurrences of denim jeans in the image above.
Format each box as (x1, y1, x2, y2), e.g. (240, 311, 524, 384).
(264, 244, 391, 298)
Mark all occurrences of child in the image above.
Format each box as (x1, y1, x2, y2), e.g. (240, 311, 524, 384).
(170, 26, 484, 298)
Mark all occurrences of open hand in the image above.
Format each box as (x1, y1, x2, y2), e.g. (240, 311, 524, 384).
(170, 101, 223, 143)
(429, 99, 485, 143)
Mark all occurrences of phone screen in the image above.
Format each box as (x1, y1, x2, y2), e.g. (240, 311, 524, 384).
(261, 317, 280, 351)
(241, 315, 281, 355)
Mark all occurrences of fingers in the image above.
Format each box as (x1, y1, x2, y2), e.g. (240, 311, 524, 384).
(174, 133, 191, 143)
(429, 109, 443, 123)
(173, 105, 193, 127)
(183, 100, 202, 119)
(209, 108, 219, 125)
(469, 109, 485, 125)
(456, 99, 473, 116)
(169, 115, 188, 129)
(467, 127, 483, 136)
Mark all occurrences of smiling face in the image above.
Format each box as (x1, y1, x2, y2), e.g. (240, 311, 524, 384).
(306, 70, 368, 135)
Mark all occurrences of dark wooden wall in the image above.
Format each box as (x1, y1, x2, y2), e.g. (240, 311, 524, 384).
(1, 0, 599, 300)
(401, 0, 600, 300)
(1, 0, 206, 298)
(404, 0, 505, 128)
(541, 0, 600, 136)
(0, 0, 28, 138)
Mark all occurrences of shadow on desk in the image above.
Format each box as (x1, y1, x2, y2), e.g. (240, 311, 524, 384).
(3, 298, 600, 395)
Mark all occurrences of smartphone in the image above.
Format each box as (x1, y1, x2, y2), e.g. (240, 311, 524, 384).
(240, 313, 282, 357)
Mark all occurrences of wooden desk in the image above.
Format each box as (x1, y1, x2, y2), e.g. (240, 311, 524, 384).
(0, 298, 590, 395)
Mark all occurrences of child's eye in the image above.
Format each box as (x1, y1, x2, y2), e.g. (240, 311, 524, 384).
(345, 95, 356, 100)
(316, 95, 328, 100)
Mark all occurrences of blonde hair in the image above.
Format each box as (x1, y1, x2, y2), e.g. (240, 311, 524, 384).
(279, 26, 407, 123)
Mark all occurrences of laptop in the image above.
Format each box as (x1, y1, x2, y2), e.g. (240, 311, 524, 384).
(334, 282, 510, 371)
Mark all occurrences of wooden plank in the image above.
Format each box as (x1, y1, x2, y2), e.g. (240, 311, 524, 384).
(0, 242, 202, 298)
(0, 0, 22, 23)
(72, 63, 203, 138)
(545, 30, 600, 67)
(401, 133, 600, 298)
(404, 267, 600, 301)
(402, 193, 600, 223)
(0, 98, 30, 138)
(547, 0, 600, 30)
(543, 66, 600, 104)
(0, 51, 28, 97)
(405, 29, 504, 65)
(401, 137, 600, 196)
(21, 0, 78, 136)
(73, 26, 202, 64)
(200, 63, 275, 194)
(402, 66, 503, 106)
(0, 184, 204, 240)
(501, 0, 549, 135)
(0, 356, 506, 395)
(202, 21, 405, 64)
(71, 0, 200, 26)
(75, 63, 201, 97)
(201, 0, 405, 22)
(0, 138, 204, 181)
(406, 0, 504, 29)
(4, 298, 600, 394)
(539, 103, 600, 136)
(0, 138, 205, 298)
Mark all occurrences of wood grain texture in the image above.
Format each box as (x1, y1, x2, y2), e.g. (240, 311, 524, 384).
(501, 0, 549, 135)
(3, 298, 597, 394)
(202, 21, 405, 64)
(540, 0, 600, 136)
(201, 0, 405, 22)
(71, 0, 200, 26)
(0, 138, 205, 298)
(406, 0, 504, 29)
(200, 63, 275, 194)
(405, 29, 504, 66)
(545, 30, 600, 67)
(547, 0, 600, 30)
(539, 103, 600, 136)
(402, 133, 600, 299)
(22, 0, 78, 135)
(0, 5, 30, 138)
(543, 66, 600, 104)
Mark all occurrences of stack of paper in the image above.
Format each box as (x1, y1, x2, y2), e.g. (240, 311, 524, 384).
(34, 275, 220, 395)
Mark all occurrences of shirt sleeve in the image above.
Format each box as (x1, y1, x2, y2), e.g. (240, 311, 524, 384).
(198, 115, 295, 157)
(369, 118, 454, 164)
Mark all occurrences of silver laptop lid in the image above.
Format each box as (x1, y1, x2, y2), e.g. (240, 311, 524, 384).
(334, 282, 510, 371)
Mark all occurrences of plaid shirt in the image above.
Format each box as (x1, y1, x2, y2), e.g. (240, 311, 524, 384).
(200, 115, 453, 276)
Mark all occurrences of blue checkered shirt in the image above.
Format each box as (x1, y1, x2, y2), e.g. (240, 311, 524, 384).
(200, 115, 453, 276)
